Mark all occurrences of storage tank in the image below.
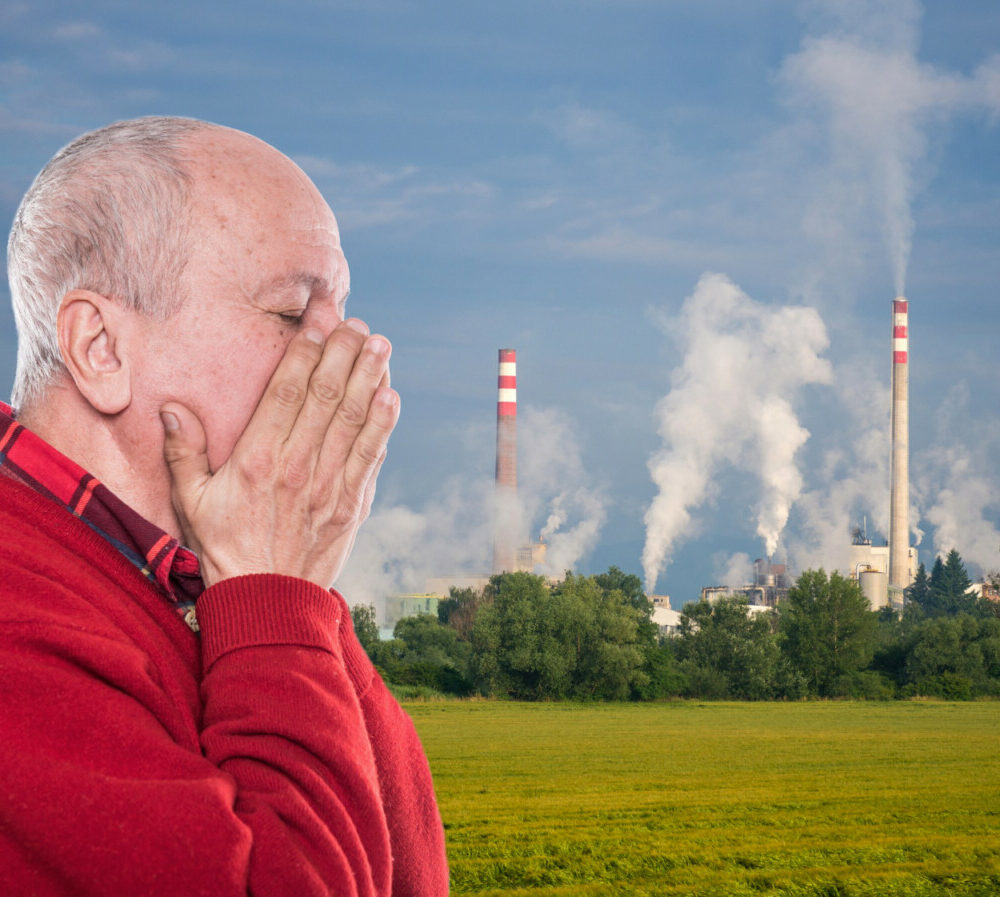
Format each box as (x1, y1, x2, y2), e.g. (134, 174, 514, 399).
(860, 569, 889, 610)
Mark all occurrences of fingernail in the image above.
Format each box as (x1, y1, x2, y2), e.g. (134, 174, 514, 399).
(160, 411, 179, 432)
(344, 318, 369, 335)
(375, 387, 399, 407)
(368, 336, 390, 356)
(304, 328, 324, 345)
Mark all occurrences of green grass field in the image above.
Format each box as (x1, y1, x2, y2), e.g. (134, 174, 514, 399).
(403, 701, 1000, 896)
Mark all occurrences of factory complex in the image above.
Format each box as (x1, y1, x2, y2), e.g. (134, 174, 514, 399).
(377, 298, 988, 636)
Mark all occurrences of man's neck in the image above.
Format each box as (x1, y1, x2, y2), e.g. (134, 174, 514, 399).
(19, 385, 183, 540)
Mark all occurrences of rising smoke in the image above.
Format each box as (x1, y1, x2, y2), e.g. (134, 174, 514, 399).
(914, 385, 1000, 576)
(922, 445, 1000, 576)
(642, 273, 832, 593)
(337, 406, 606, 614)
(521, 407, 608, 574)
(782, 0, 1000, 295)
(782, 365, 891, 576)
(713, 551, 754, 591)
(646, 0, 1000, 595)
(774, 0, 1000, 578)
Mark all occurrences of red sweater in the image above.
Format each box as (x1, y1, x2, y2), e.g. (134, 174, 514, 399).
(0, 474, 448, 896)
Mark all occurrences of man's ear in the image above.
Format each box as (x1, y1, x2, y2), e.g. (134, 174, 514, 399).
(57, 290, 133, 415)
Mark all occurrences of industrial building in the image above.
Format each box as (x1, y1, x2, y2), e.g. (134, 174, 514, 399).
(650, 594, 681, 635)
(698, 297, 919, 614)
(700, 557, 790, 609)
(384, 297, 924, 636)
(382, 593, 440, 634)
(848, 523, 917, 610)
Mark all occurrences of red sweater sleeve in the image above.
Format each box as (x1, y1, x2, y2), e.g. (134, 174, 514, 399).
(331, 593, 450, 897)
(197, 575, 394, 896)
(0, 566, 446, 896)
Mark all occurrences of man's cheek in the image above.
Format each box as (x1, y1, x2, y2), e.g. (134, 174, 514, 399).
(207, 372, 279, 470)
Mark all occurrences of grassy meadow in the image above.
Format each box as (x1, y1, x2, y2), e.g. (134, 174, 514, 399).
(403, 701, 1000, 896)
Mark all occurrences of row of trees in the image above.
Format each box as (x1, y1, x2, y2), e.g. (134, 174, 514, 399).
(352, 569, 657, 700)
(351, 555, 1000, 701)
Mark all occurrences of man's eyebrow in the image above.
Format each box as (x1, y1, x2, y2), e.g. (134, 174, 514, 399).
(256, 271, 331, 298)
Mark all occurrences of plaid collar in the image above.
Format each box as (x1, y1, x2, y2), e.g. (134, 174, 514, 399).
(0, 401, 204, 632)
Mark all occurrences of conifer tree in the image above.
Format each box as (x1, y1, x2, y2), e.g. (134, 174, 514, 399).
(928, 556, 947, 615)
(906, 561, 930, 610)
(942, 548, 973, 605)
(925, 550, 976, 616)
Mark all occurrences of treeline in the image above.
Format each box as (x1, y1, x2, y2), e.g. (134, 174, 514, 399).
(351, 554, 1000, 701)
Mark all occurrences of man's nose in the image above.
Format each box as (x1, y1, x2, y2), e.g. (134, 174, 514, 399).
(308, 302, 347, 340)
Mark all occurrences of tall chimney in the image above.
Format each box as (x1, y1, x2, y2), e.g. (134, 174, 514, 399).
(888, 297, 910, 605)
(492, 349, 517, 574)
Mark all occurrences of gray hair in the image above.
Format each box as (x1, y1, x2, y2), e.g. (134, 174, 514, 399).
(6, 116, 214, 409)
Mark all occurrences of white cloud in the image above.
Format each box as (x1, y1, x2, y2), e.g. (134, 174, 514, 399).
(52, 21, 102, 40)
(296, 154, 494, 231)
(540, 102, 645, 153)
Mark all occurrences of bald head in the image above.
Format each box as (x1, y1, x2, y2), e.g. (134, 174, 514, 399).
(180, 126, 341, 302)
(7, 116, 219, 410)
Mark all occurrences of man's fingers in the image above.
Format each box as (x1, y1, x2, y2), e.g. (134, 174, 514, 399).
(359, 447, 389, 524)
(290, 325, 389, 474)
(235, 326, 327, 454)
(160, 402, 211, 520)
(338, 386, 400, 505)
(317, 334, 391, 455)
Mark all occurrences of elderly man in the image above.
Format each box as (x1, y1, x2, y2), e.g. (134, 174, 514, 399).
(0, 118, 448, 896)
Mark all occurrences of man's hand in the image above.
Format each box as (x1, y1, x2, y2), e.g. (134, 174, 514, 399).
(159, 319, 399, 590)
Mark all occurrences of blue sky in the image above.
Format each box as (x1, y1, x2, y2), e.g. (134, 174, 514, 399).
(2, 0, 998, 607)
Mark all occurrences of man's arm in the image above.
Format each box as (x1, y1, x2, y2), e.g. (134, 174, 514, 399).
(158, 317, 448, 894)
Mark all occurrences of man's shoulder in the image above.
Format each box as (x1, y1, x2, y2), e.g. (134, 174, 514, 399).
(0, 474, 150, 629)
(1, 473, 100, 570)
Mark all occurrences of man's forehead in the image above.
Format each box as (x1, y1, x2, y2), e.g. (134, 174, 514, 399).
(186, 129, 333, 220)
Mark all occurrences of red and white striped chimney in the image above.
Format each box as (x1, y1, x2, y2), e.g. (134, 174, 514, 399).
(888, 297, 910, 604)
(493, 349, 518, 573)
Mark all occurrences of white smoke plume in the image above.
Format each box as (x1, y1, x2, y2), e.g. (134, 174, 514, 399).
(337, 405, 606, 618)
(517, 406, 608, 576)
(336, 476, 495, 617)
(922, 446, 1000, 577)
(642, 273, 832, 593)
(782, 359, 891, 576)
(759, 0, 1000, 579)
(913, 386, 1000, 577)
(783, 0, 1000, 295)
(713, 551, 754, 590)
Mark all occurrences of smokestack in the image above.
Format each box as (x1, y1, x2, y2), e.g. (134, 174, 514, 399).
(493, 349, 517, 573)
(888, 297, 909, 605)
